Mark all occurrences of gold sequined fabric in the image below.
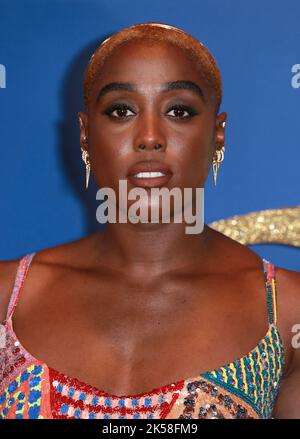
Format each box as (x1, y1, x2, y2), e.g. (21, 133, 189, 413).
(209, 206, 300, 246)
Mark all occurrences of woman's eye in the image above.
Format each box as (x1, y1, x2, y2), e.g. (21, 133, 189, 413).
(166, 105, 197, 119)
(105, 104, 135, 119)
(104, 103, 197, 120)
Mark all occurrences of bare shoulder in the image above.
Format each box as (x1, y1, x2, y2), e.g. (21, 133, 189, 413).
(205, 225, 268, 277)
(0, 231, 103, 323)
(0, 257, 22, 323)
(206, 225, 300, 344)
(31, 231, 104, 270)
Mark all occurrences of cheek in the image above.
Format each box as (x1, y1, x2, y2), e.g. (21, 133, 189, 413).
(176, 148, 211, 188)
(166, 122, 215, 186)
(91, 148, 128, 188)
(88, 118, 132, 183)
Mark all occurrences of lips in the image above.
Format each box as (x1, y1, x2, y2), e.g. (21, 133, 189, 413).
(127, 161, 172, 177)
(126, 161, 173, 188)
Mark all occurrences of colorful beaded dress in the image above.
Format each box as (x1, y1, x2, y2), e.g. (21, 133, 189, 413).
(0, 252, 284, 419)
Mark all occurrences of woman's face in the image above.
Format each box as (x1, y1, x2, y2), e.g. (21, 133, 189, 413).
(79, 39, 226, 213)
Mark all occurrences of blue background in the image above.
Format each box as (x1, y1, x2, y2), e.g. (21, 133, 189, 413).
(0, 0, 299, 270)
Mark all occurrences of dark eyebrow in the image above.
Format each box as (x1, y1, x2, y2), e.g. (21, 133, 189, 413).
(160, 80, 206, 103)
(96, 80, 206, 103)
(96, 82, 138, 101)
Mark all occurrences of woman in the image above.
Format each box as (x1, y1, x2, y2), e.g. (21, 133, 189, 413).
(0, 22, 300, 420)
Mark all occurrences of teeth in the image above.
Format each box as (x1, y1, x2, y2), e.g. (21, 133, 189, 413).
(132, 171, 167, 178)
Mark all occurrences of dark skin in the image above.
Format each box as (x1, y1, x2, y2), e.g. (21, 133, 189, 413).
(1, 39, 300, 417)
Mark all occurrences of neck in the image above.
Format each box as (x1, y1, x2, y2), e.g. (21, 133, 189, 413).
(94, 221, 212, 277)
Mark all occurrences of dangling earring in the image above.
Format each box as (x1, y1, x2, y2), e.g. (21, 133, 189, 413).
(212, 146, 225, 188)
(81, 135, 90, 189)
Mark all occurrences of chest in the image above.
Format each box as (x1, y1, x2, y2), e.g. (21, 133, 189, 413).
(10, 267, 270, 395)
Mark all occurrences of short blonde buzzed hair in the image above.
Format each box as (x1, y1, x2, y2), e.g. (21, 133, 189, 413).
(83, 22, 222, 113)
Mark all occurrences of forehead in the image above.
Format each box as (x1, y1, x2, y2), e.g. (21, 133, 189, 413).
(91, 39, 209, 94)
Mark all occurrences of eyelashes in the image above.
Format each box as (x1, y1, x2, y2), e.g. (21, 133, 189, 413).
(103, 103, 198, 120)
(167, 105, 198, 119)
(104, 104, 136, 119)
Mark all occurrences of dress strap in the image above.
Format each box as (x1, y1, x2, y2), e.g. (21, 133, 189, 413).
(262, 258, 278, 326)
(5, 252, 36, 323)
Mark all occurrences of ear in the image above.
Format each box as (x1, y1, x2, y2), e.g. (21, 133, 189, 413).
(214, 111, 227, 153)
(78, 111, 89, 152)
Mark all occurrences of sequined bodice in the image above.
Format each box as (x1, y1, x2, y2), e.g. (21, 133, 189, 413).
(0, 253, 285, 419)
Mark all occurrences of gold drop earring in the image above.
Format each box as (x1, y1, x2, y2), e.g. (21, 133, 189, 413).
(81, 135, 91, 189)
(212, 145, 225, 188)
(212, 120, 226, 188)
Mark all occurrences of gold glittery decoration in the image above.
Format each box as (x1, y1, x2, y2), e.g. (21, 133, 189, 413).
(208, 206, 300, 246)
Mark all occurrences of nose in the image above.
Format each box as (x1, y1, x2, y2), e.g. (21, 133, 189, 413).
(133, 111, 166, 152)
(137, 142, 163, 151)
